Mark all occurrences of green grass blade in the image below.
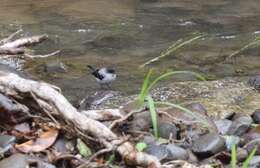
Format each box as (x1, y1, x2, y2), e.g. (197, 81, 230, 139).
(147, 71, 206, 93)
(147, 96, 159, 138)
(242, 146, 257, 168)
(155, 101, 212, 130)
(139, 69, 153, 104)
(226, 37, 260, 61)
(231, 144, 237, 168)
(139, 34, 205, 68)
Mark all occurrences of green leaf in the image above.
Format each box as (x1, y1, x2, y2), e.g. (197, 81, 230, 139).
(242, 146, 257, 168)
(135, 142, 148, 152)
(139, 69, 153, 104)
(76, 138, 92, 159)
(147, 96, 159, 138)
(106, 153, 115, 165)
(231, 144, 237, 168)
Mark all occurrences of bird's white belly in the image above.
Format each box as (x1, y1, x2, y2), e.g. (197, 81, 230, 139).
(96, 74, 116, 84)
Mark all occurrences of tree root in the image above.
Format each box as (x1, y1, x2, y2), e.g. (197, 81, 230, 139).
(0, 72, 161, 168)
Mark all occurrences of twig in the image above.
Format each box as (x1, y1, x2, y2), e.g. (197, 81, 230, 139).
(77, 137, 130, 168)
(0, 29, 23, 45)
(54, 154, 87, 163)
(109, 108, 145, 129)
(157, 110, 201, 125)
(75, 127, 99, 142)
(82, 109, 123, 121)
(163, 160, 211, 168)
(76, 146, 114, 168)
(30, 91, 60, 127)
(126, 130, 152, 136)
(24, 50, 60, 58)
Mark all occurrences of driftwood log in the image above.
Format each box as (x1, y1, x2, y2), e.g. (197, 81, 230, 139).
(0, 29, 59, 57)
(0, 71, 161, 168)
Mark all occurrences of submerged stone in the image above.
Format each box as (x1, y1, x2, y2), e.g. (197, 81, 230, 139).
(44, 61, 67, 73)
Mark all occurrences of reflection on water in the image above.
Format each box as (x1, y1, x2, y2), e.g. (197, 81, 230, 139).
(0, 0, 260, 101)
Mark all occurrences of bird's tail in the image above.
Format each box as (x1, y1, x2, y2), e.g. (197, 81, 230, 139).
(87, 65, 96, 71)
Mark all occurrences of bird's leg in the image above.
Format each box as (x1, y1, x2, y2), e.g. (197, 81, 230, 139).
(99, 83, 105, 90)
(105, 83, 112, 90)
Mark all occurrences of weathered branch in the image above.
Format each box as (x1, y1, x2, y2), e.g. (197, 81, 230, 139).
(0, 48, 25, 55)
(0, 35, 47, 49)
(24, 50, 60, 59)
(0, 72, 161, 168)
(81, 109, 123, 121)
(0, 29, 23, 45)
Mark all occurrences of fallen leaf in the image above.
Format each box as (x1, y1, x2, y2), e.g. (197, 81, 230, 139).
(76, 138, 92, 159)
(14, 122, 31, 133)
(15, 128, 58, 153)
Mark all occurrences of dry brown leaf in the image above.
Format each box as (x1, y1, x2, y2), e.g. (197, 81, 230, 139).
(15, 128, 58, 153)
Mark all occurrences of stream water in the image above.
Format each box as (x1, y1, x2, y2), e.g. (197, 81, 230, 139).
(1, 0, 260, 102)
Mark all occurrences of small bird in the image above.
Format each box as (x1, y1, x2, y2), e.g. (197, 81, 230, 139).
(87, 65, 116, 88)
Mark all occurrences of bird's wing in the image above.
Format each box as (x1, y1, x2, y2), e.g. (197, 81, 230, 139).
(92, 70, 104, 80)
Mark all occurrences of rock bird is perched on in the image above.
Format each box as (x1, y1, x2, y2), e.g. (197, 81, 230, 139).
(87, 65, 116, 87)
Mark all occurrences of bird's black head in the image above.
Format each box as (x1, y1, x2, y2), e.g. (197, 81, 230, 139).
(106, 68, 115, 74)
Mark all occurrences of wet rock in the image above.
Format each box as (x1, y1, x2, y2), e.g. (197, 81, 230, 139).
(187, 149, 198, 163)
(158, 122, 179, 139)
(144, 144, 169, 161)
(0, 153, 56, 168)
(236, 148, 248, 161)
(192, 133, 226, 158)
(227, 115, 252, 136)
(143, 136, 156, 145)
(214, 119, 233, 135)
(249, 75, 260, 90)
(248, 156, 260, 168)
(165, 144, 189, 160)
(0, 135, 15, 154)
(129, 111, 151, 132)
(44, 61, 67, 73)
(53, 138, 69, 153)
(187, 103, 207, 114)
(245, 139, 260, 155)
(252, 109, 260, 124)
(244, 132, 260, 144)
